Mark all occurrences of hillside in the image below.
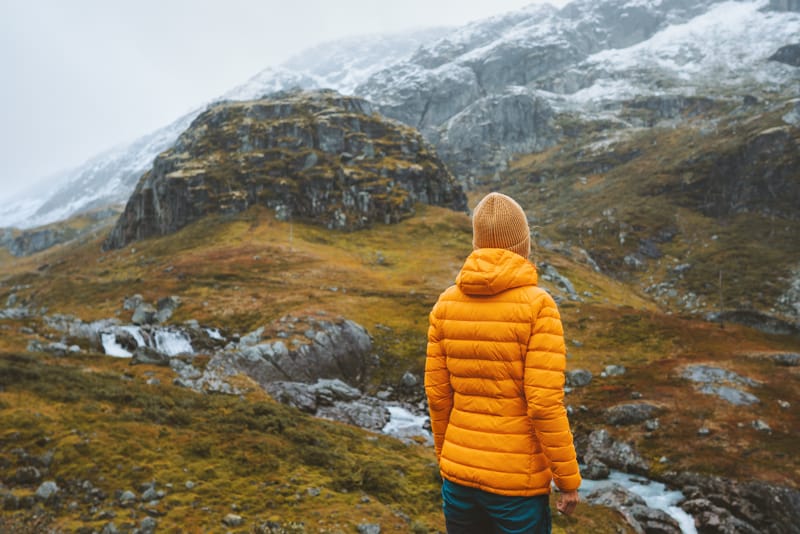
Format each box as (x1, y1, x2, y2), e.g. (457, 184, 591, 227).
(500, 95, 800, 322)
(1, 0, 799, 531)
(0, 205, 652, 533)
(2, 200, 799, 532)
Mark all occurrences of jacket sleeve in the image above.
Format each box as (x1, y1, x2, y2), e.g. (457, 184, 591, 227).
(424, 302, 452, 461)
(524, 292, 582, 492)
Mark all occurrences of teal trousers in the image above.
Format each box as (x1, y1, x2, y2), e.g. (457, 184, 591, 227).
(442, 479, 552, 534)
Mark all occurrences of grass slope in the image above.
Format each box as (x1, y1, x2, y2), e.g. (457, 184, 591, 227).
(1, 206, 640, 532)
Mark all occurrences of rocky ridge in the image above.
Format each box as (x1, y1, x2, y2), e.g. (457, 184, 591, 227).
(105, 90, 466, 249)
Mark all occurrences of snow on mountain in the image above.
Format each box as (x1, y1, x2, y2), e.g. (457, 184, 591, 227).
(354, 0, 798, 179)
(3, 0, 798, 230)
(0, 29, 447, 230)
(566, 0, 800, 107)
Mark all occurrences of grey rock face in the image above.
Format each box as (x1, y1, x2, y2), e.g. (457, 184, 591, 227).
(355, 0, 723, 181)
(436, 89, 558, 178)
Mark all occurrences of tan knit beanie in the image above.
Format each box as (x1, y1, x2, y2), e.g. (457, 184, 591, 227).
(472, 192, 531, 259)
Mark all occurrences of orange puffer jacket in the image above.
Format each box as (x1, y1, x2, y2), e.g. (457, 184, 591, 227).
(425, 248, 581, 496)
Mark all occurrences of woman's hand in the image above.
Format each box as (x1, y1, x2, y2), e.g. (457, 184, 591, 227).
(556, 490, 579, 516)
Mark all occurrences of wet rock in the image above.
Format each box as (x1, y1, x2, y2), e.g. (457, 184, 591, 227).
(586, 483, 680, 534)
(604, 365, 626, 376)
(566, 369, 593, 387)
(667, 471, 800, 534)
(605, 403, 659, 426)
(132, 303, 157, 325)
(769, 43, 800, 66)
(123, 295, 144, 311)
(131, 346, 171, 366)
(155, 296, 181, 324)
(582, 460, 610, 480)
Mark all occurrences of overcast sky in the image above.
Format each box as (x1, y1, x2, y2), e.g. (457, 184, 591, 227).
(0, 0, 570, 202)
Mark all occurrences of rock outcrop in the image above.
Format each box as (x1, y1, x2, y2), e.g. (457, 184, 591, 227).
(104, 90, 466, 249)
(665, 471, 800, 534)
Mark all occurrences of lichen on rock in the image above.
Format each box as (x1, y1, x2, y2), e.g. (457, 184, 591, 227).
(104, 89, 467, 249)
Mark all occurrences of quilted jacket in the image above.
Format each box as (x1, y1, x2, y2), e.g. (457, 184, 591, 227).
(425, 248, 581, 496)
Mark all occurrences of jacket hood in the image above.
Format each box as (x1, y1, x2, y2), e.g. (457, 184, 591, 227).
(456, 248, 538, 296)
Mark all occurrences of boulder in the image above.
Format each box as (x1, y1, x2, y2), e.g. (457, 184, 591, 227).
(317, 400, 390, 431)
(605, 403, 659, 426)
(582, 460, 610, 480)
(585, 483, 681, 534)
(221, 315, 375, 387)
(580, 429, 650, 474)
(666, 471, 800, 534)
(566, 369, 593, 387)
(132, 303, 157, 325)
(155, 296, 181, 323)
(35, 481, 59, 501)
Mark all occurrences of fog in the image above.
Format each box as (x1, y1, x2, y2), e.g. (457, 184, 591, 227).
(0, 0, 569, 202)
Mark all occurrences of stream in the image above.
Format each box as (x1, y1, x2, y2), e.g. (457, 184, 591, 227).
(579, 470, 697, 534)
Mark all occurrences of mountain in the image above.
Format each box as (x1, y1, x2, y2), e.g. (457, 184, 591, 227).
(104, 90, 466, 249)
(357, 0, 800, 178)
(0, 28, 449, 231)
(5, 1, 799, 232)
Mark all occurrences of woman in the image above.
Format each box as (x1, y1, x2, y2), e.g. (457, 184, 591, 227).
(425, 192, 581, 533)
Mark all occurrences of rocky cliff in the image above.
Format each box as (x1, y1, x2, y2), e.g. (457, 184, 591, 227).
(357, 0, 800, 182)
(104, 90, 466, 249)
